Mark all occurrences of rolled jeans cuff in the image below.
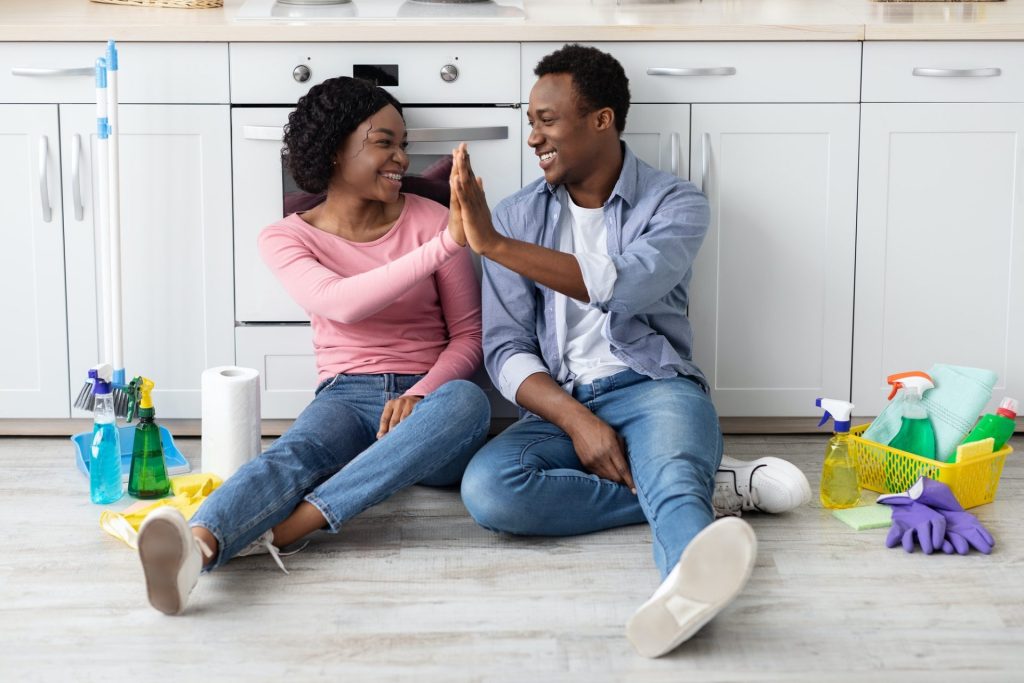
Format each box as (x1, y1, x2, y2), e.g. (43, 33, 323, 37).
(304, 493, 341, 533)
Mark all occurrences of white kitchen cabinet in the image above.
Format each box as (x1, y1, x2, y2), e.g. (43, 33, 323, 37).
(853, 104, 1024, 417)
(0, 105, 71, 417)
(689, 104, 860, 416)
(522, 104, 689, 186)
(62, 104, 234, 419)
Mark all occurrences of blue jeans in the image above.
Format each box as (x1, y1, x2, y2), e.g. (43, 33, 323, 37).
(191, 375, 490, 571)
(460, 369, 723, 578)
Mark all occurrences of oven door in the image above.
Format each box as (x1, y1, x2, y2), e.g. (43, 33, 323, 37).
(233, 106, 521, 323)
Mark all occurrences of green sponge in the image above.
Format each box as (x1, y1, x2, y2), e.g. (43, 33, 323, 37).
(832, 504, 893, 530)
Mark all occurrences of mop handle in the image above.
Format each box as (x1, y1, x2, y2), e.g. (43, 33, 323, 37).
(95, 57, 113, 370)
(106, 40, 125, 386)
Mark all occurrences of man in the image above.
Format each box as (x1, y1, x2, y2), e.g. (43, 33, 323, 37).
(450, 44, 810, 658)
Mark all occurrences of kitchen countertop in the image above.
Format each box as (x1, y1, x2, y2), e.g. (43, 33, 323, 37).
(1, 0, 1023, 41)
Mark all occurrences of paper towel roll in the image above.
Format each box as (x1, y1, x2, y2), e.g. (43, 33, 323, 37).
(201, 366, 262, 480)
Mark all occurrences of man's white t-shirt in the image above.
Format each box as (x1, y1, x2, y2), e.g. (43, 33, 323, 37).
(557, 191, 627, 385)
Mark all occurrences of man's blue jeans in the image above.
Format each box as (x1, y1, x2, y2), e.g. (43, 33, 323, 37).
(461, 369, 722, 578)
(192, 375, 490, 570)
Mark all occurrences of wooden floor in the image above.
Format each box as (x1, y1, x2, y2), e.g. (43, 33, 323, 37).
(1, 434, 1021, 682)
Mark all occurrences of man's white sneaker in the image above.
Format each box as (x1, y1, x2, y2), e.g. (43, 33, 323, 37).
(626, 517, 757, 658)
(137, 506, 212, 615)
(713, 455, 811, 516)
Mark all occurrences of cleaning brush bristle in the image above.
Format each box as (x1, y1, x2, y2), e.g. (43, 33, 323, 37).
(73, 379, 96, 412)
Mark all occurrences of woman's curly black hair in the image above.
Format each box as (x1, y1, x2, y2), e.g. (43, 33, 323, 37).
(282, 76, 403, 194)
(535, 44, 630, 133)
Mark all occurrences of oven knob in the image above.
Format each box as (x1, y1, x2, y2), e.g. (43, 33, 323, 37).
(293, 65, 311, 83)
(440, 64, 459, 83)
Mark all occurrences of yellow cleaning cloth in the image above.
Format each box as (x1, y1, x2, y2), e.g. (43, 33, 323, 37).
(100, 473, 222, 549)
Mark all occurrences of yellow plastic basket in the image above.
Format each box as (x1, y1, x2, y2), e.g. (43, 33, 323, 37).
(848, 424, 1012, 509)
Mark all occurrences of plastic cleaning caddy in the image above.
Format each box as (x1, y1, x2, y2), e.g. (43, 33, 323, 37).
(849, 425, 1013, 509)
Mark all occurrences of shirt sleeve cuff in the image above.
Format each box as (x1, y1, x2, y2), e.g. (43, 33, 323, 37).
(497, 353, 549, 405)
(575, 252, 617, 305)
(438, 226, 462, 255)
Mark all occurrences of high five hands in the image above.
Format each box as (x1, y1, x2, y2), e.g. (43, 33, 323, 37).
(447, 143, 501, 256)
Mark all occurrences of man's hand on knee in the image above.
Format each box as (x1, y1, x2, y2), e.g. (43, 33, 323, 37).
(567, 414, 637, 494)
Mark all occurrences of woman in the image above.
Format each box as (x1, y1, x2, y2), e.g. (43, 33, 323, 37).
(136, 77, 490, 615)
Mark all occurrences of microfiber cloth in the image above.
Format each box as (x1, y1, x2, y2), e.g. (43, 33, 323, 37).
(832, 504, 893, 530)
(862, 364, 997, 462)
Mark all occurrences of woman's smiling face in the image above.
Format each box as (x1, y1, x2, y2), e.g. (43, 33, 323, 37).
(332, 104, 409, 202)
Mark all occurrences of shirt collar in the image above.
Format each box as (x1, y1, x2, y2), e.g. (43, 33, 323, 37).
(537, 142, 638, 208)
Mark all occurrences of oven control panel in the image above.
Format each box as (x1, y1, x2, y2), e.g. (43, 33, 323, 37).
(231, 43, 518, 104)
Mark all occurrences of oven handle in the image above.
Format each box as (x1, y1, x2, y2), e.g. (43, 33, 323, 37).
(242, 125, 508, 143)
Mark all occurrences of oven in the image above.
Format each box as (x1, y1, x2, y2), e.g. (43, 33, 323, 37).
(230, 43, 522, 418)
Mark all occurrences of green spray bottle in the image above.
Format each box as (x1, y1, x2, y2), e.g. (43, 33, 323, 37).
(127, 377, 171, 498)
(886, 371, 937, 460)
(816, 397, 861, 509)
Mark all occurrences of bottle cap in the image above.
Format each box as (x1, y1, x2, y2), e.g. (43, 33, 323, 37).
(996, 397, 1018, 419)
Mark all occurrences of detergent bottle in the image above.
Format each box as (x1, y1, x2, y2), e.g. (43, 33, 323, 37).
(960, 397, 1019, 453)
(90, 364, 124, 504)
(127, 377, 171, 499)
(816, 398, 861, 509)
(886, 371, 937, 460)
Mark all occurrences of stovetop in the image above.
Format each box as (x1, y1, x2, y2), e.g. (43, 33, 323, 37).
(236, 0, 526, 21)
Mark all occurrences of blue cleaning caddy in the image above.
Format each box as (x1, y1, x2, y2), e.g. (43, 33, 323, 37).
(72, 424, 190, 484)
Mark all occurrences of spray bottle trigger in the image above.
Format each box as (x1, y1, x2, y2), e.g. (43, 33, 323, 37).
(817, 412, 832, 428)
(125, 376, 142, 423)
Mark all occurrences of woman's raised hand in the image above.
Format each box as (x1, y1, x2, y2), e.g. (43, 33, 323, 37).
(451, 143, 500, 256)
(447, 151, 468, 247)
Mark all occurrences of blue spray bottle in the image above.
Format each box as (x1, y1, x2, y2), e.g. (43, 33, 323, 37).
(89, 363, 123, 504)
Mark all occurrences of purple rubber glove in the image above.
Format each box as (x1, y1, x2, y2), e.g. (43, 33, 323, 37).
(909, 477, 964, 512)
(876, 497, 946, 554)
(883, 477, 995, 555)
(940, 510, 995, 555)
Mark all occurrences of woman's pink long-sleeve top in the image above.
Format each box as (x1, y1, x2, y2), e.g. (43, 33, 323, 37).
(257, 194, 482, 397)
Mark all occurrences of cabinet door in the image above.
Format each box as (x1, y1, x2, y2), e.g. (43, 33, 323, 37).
(62, 105, 234, 418)
(690, 104, 859, 416)
(0, 105, 70, 417)
(854, 104, 1024, 416)
(522, 104, 689, 186)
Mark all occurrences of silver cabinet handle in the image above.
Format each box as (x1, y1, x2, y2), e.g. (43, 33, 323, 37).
(670, 132, 679, 176)
(647, 67, 737, 77)
(38, 136, 52, 223)
(11, 66, 94, 77)
(72, 134, 84, 221)
(242, 125, 283, 141)
(700, 133, 710, 194)
(242, 125, 509, 144)
(406, 126, 508, 143)
(912, 67, 1002, 78)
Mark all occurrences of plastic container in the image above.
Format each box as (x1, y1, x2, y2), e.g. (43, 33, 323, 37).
(960, 397, 1018, 453)
(849, 424, 1013, 509)
(73, 424, 190, 485)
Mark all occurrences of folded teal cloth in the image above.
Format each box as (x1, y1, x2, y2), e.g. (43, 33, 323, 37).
(862, 364, 997, 462)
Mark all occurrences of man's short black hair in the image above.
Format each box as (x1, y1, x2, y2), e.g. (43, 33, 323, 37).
(534, 44, 630, 133)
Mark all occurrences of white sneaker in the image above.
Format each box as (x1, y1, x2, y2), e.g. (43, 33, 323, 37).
(713, 455, 811, 516)
(235, 530, 305, 574)
(137, 507, 212, 615)
(626, 517, 757, 658)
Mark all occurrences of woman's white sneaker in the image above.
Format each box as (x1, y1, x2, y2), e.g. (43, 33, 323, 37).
(137, 507, 211, 615)
(713, 455, 811, 516)
(626, 517, 757, 658)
